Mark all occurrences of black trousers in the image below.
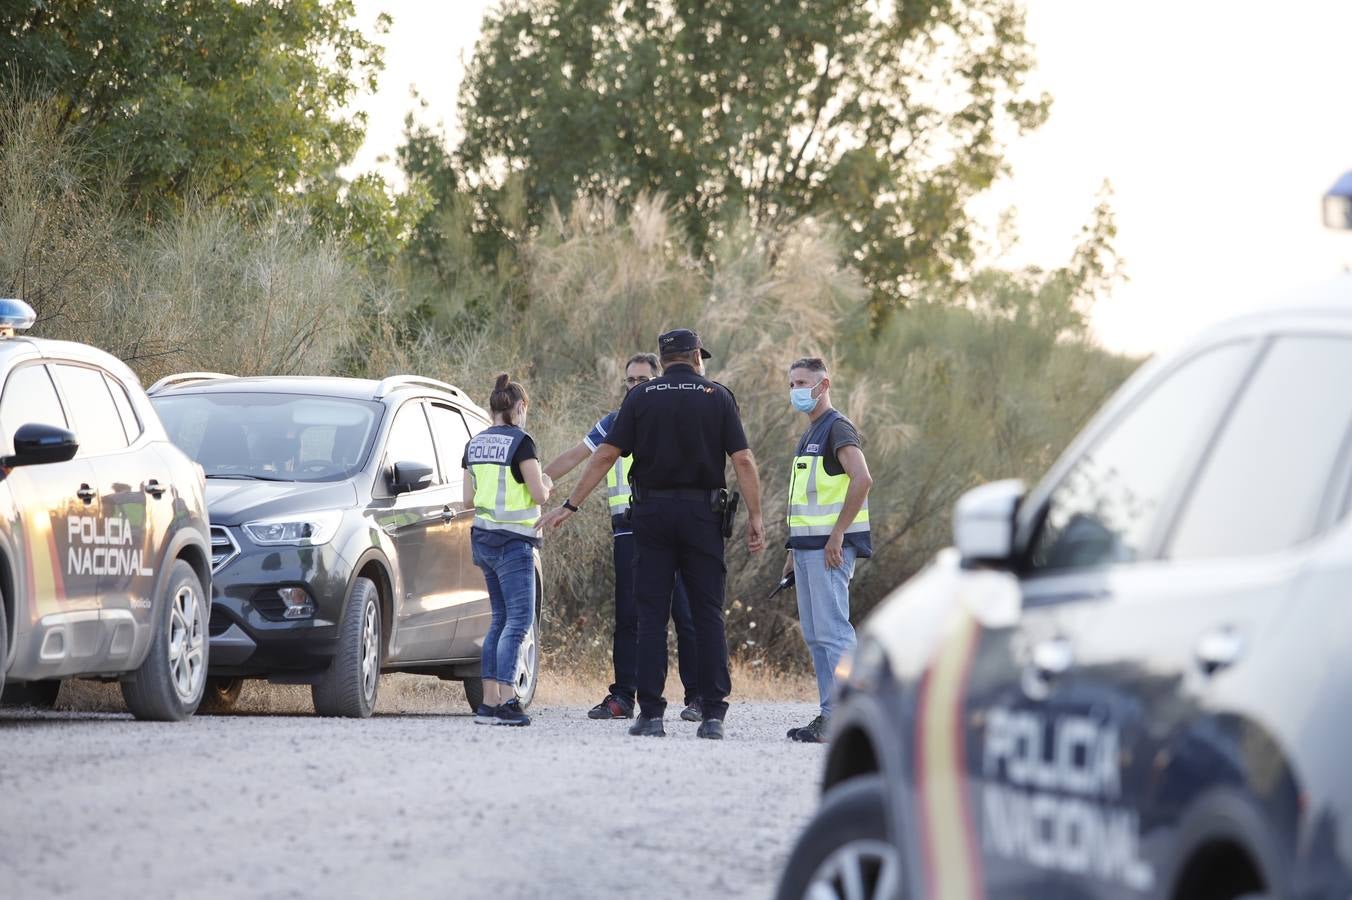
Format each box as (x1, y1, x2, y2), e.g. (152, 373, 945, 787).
(630, 497, 730, 720)
(610, 532, 699, 704)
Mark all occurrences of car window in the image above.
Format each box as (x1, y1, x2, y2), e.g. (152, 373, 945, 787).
(105, 374, 142, 442)
(1168, 336, 1352, 559)
(51, 364, 129, 456)
(385, 400, 438, 478)
(1027, 342, 1254, 572)
(152, 392, 380, 483)
(427, 403, 471, 485)
(0, 364, 67, 447)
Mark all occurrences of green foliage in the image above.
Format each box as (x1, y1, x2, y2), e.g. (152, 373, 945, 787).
(1, 0, 388, 213)
(456, 0, 1050, 316)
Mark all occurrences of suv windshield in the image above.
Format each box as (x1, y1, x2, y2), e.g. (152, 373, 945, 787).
(153, 392, 382, 483)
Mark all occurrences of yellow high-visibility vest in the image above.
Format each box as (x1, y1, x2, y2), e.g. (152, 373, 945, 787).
(787, 411, 869, 543)
(466, 426, 540, 539)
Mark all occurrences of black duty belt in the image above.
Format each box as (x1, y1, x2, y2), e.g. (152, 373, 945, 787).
(637, 487, 719, 502)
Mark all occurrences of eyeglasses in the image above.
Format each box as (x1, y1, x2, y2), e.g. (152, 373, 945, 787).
(624, 376, 652, 386)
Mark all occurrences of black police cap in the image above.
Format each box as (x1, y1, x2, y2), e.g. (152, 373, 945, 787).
(658, 328, 712, 359)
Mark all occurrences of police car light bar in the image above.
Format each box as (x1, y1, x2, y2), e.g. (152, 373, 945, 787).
(1323, 171, 1352, 230)
(0, 298, 36, 336)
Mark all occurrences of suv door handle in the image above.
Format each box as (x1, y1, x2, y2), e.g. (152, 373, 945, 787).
(1195, 628, 1244, 674)
(143, 479, 167, 498)
(77, 483, 96, 504)
(1021, 637, 1073, 700)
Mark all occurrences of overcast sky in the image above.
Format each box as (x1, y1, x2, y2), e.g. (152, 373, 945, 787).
(348, 0, 1352, 356)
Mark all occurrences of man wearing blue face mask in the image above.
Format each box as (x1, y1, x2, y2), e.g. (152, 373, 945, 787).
(782, 357, 874, 744)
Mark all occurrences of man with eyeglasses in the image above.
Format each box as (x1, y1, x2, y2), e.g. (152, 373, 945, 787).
(543, 352, 702, 722)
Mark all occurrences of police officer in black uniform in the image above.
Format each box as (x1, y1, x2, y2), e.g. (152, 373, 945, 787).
(540, 328, 765, 739)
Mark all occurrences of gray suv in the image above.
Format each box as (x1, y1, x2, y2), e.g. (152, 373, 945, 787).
(148, 374, 542, 718)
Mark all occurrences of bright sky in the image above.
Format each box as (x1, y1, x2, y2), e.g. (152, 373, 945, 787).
(348, 0, 1352, 356)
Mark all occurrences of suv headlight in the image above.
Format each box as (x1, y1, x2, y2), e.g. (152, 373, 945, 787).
(243, 511, 342, 546)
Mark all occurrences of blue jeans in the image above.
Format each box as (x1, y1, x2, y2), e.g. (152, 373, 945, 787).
(471, 533, 536, 687)
(793, 546, 857, 717)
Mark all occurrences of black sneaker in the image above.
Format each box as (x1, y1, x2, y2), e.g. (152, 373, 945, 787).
(679, 700, 702, 723)
(494, 699, 531, 727)
(474, 703, 497, 725)
(587, 694, 635, 720)
(628, 715, 665, 737)
(696, 719, 724, 740)
(789, 715, 828, 743)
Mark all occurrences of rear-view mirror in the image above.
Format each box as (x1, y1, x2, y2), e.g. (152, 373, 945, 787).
(4, 422, 79, 468)
(953, 479, 1024, 568)
(389, 460, 434, 495)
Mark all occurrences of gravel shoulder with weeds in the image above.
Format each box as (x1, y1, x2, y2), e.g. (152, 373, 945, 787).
(0, 677, 825, 900)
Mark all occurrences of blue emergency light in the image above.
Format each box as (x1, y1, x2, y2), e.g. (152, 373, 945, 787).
(0, 298, 35, 333)
(1323, 171, 1352, 230)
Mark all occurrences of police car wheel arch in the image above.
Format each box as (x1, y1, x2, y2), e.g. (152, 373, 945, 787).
(1162, 787, 1285, 898)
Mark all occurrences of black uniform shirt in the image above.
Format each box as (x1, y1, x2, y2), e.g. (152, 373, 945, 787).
(604, 363, 749, 490)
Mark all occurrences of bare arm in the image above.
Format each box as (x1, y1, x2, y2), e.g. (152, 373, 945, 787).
(730, 448, 765, 554)
(519, 458, 553, 506)
(824, 444, 873, 568)
(540, 443, 620, 530)
(543, 441, 591, 481)
(462, 467, 475, 508)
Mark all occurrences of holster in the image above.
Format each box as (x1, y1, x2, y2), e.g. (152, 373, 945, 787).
(720, 490, 740, 539)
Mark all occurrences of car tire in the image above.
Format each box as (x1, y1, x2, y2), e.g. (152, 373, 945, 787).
(513, 614, 540, 709)
(0, 597, 6, 698)
(1, 680, 62, 709)
(198, 676, 244, 714)
(121, 559, 208, 722)
(463, 677, 484, 712)
(311, 577, 380, 718)
(775, 775, 902, 900)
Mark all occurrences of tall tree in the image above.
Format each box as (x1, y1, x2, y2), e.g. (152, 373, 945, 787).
(456, 0, 1049, 315)
(1, 0, 387, 212)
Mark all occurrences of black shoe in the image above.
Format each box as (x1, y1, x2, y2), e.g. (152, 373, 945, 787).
(628, 715, 665, 737)
(679, 700, 702, 723)
(587, 694, 635, 720)
(789, 715, 828, 743)
(696, 719, 724, 740)
(494, 699, 531, 727)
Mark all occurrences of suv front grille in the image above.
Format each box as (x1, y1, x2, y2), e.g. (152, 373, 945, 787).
(210, 526, 239, 573)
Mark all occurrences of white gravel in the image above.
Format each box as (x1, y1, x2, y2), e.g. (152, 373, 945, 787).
(0, 699, 825, 900)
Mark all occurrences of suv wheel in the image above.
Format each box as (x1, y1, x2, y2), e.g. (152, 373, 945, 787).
(513, 615, 540, 709)
(312, 577, 380, 718)
(463, 677, 484, 713)
(776, 775, 901, 900)
(1, 680, 62, 709)
(121, 560, 208, 721)
(199, 676, 244, 714)
(0, 598, 8, 698)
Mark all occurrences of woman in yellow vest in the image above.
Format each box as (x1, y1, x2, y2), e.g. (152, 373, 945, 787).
(461, 374, 552, 726)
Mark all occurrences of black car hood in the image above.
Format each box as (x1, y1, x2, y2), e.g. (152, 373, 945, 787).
(205, 479, 360, 526)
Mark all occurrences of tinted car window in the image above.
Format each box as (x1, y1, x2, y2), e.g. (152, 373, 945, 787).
(52, 364, 129, 455)
(385, 401, 438, 478)
(1028, 343, 1253, 572)
(153, 392, 381, 482)
(1168, 336, 1352, 559)
(428, 403, 471, 485)
(105, 374, 142, 441)
(1, 364, 67, 446)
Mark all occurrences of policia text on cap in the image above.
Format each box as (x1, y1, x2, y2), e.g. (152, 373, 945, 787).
(540, 328, 765, 740)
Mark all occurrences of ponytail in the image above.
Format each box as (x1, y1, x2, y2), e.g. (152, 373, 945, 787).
(489, 373, 529, 426)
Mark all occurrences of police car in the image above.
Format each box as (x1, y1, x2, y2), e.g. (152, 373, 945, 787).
(777, 277, 1352, 899)
(0, 299, 212, 720)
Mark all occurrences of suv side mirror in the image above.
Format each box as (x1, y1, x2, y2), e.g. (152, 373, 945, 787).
(389, 460, 435, 495)
(4, 423, 79, 468)
(953, 479, 1025, 569)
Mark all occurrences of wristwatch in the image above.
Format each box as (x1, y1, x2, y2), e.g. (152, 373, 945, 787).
(562, 498, 580, 512)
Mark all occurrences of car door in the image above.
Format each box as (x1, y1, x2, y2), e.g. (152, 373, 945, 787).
(374, 398, 460, 663)
(427, 401, 489, 659)
(959, 339, 1259, 899)
(1037, 333, 1352, 898)
(0, 363, 101, 624)
(50, 363, 167, 661)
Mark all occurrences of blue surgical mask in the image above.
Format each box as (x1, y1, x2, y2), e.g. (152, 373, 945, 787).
(790, 383, 820, 413)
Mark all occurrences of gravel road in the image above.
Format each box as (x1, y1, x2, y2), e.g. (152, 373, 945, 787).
(0, 695, 824, 900)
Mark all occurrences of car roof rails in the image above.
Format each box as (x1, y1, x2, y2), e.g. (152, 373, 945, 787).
(373, 375, 468, 401)
(146, 372, 236, 395)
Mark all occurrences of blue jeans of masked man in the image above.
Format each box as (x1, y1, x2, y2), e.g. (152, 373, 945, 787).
(792, 547, 857, 717)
